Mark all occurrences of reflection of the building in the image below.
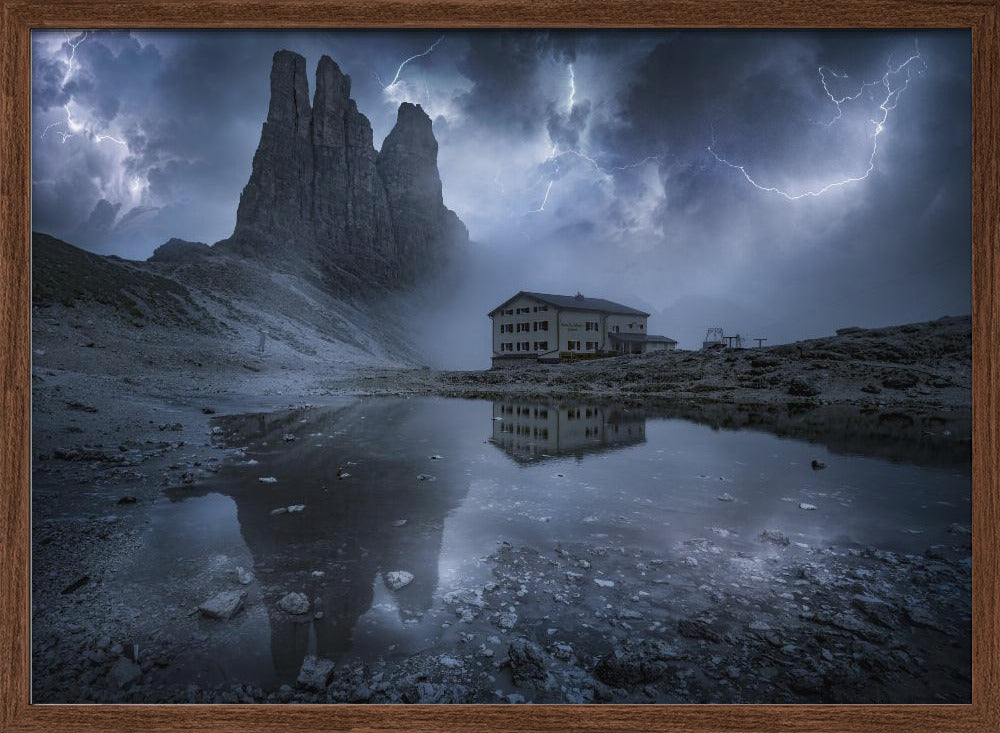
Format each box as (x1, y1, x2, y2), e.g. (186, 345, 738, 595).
(172, 401, 468, 683)
(489, 401, 647, 464)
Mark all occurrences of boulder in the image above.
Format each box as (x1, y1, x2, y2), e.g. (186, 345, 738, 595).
(507, 639, 552, 688)
(297, 655, 335, 691)
(787, 378, 821, 397)
(278, 591, 310, 614)
(198, 590, 247, 620)
(594, 639, 681, 686)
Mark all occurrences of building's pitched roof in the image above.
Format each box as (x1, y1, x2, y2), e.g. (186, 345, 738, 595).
(609, 332, 677, 344)
(489, 291, 650, 317)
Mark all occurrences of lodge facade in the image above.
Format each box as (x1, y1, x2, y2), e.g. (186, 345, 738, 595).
(488, 291, 677, 366)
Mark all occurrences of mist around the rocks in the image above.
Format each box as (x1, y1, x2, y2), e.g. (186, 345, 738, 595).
(32, 30, 971, 368)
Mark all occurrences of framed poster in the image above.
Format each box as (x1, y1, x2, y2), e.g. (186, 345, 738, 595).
(1, 1, 997, 731)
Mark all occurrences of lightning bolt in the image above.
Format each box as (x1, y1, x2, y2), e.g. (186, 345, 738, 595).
(39, 31, 129, 148)
(40, 32, 88, 143)
(376, 35, 445, 89)
(567, 63, 576, 111)
(524, 64, 662, 214)
(708, 42, 926, 200)
(527, 180, 555, 213)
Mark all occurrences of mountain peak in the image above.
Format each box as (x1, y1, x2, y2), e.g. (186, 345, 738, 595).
(220, 52, 466, 293)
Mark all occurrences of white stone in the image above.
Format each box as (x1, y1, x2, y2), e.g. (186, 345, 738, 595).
(385, 570, 414, 590)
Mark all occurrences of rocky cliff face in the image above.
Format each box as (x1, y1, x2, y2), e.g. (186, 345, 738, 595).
(220, 50, 467, 293)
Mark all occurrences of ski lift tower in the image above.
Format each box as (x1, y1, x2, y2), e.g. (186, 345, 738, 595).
(702, 328, 725, 350)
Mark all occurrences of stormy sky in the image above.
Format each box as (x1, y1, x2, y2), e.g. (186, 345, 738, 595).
(31, 30, 970, 355)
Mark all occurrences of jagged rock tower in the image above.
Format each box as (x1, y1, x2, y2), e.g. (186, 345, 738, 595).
(220, 50, 468, 293)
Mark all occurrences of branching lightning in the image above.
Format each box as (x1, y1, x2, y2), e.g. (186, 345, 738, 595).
(376, 35, 445, 89)
(524, 64, 661, 214)
(708, 42, 926, 200)
(39, 31, 129, 148)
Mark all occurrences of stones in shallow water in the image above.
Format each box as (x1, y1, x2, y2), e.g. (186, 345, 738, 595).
(594, 578, 615, 588)
(277, 592, 310, 615)
(198, 590, 247, 620)
(270, 505, 305, 515)
(235, 566, 255, 585)
(385, 570, 414, 590)
(496, 611, 518, 630)
(296, 655, 334, 691)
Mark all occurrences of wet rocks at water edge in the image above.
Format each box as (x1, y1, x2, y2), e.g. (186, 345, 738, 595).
(198, 590, 248, 620)
(496, 611, 518, 630)
(507, 639, 554, 688)
(385, 570, 414, 590)
(278, 592, 310, 615)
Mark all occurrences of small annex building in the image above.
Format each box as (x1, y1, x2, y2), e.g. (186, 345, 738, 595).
(488, 291, 677, 366)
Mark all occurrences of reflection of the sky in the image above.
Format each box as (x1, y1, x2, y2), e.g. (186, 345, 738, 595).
(113, 397, 971, 689)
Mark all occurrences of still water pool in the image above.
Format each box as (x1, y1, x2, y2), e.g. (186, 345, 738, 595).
(115, 397, 970, 691)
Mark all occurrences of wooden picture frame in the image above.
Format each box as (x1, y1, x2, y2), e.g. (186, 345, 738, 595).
(1, 1, 997, 730)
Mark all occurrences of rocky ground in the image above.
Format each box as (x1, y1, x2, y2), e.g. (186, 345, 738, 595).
(328, 315, 972, 412)
(30, 304, 972, 704)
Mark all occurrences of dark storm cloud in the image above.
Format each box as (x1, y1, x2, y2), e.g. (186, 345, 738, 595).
(31, 29, 970, 362)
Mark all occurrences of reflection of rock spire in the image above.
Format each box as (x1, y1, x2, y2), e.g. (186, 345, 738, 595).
(198, 401, 469, 682)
